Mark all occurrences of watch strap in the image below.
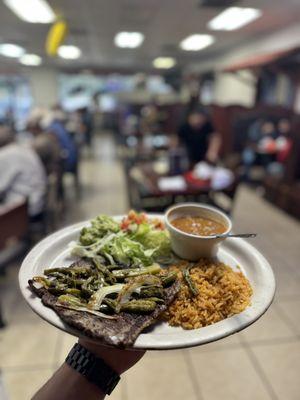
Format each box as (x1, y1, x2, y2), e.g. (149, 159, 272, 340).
(66, 343, 120, 395)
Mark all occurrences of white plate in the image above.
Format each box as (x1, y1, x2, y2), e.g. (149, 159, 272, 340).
(19, 216, 276, 350)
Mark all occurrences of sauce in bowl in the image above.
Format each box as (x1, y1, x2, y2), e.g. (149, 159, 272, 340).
(171, 215, 227, 237)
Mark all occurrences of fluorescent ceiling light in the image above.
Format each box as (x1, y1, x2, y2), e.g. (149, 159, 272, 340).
(153, 57, 176, 69)
(20, 54, 42, 66)
(208, 7, 262, 31)
(180, 34, 215, 51)
(4, 0, 55, 23)
(0, 43, 25, 58)
(114, 32, 144, 48)
(58, 45, 81, 60)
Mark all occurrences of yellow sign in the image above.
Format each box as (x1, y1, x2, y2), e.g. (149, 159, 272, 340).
(46, 19, 68, 57)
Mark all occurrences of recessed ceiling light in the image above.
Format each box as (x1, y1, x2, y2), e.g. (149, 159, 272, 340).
(114, 32, 144, 48)
(153, 57, 176, 69)
(208, 7, 262, 31)
(4, 0, 55, 23)
(58, 45, 81, 60)
(20, 54, 42, 66)
(0, 43, 25, 58)
(180, 34, 215, 51)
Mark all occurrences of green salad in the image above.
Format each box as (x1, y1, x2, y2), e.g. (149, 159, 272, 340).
(70, 211, 172, 267)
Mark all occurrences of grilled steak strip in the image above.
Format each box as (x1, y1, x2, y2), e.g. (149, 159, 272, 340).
(28, 277, 180, 348)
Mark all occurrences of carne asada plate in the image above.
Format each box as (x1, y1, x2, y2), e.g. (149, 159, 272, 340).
(19, 212, 275, 350)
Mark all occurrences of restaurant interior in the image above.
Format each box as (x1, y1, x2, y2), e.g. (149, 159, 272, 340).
(0, 0, 300, 399)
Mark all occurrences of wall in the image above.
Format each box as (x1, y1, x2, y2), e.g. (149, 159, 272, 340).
(188, 23, 300, 107)
(189, 23, 300, 74)
(24, 67, 59, 107)
(213, 71, 256, 107)
(116, 90, 188, 105)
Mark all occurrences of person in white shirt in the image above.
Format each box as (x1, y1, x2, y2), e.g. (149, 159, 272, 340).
(0, 126, 47, 218)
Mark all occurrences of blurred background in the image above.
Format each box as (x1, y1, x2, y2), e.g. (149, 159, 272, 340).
(0, 0, 299, 399)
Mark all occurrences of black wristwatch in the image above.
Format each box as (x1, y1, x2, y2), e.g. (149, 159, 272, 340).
(66, 343, 120, 395)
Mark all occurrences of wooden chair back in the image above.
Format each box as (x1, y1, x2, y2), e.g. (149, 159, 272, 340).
(0, 200, 29, 250)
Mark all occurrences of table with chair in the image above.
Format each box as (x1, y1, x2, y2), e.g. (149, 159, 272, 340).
(126, 160, 239, 214)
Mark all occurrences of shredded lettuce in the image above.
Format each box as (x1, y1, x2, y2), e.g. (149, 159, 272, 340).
(102, 235, 156, 266)
(130, 222, 171, 259)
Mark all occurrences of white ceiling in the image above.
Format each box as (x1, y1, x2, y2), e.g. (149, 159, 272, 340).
(0, 0, 300, 72)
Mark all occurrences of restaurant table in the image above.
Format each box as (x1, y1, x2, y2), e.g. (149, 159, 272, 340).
(126, 162, 239, 214)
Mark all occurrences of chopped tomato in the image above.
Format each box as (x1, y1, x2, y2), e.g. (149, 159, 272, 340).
(155, 221, 165, 230)
(136, 213, 147, 224)
(120, 217, 132, 230)
(128, 210, 136, 221)
(121, 210, 166, 231)
(152, 218, 165, 230)
(122, 210, 148, 228)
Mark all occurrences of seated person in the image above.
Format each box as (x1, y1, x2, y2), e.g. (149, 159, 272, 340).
(276, 118, 293, 163)
(178, 108, 221, 167)
(42, 108, 78, 173)
(0, 125, 47, 218)
(267, 118, 293, 178)
(33, 133, 62, 176)
(242, 120, 278, 180)
(26, 115, 63, 177)
(256, 121, 278, 158)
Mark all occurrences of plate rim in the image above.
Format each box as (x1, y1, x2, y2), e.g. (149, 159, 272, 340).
(19, 215, 276, 350)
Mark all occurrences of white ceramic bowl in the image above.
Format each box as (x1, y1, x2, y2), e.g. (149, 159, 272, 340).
(165, 203, 232, 261)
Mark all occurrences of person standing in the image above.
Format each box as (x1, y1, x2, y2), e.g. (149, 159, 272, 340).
(178, 108, 221, 166)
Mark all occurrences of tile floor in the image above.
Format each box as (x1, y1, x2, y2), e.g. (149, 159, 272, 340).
(0, 133, 300, 400)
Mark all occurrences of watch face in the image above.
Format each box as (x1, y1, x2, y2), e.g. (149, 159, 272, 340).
(66, 343, 120, 395)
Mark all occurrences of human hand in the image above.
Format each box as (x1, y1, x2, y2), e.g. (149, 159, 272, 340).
(205, 152, 218, 165)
